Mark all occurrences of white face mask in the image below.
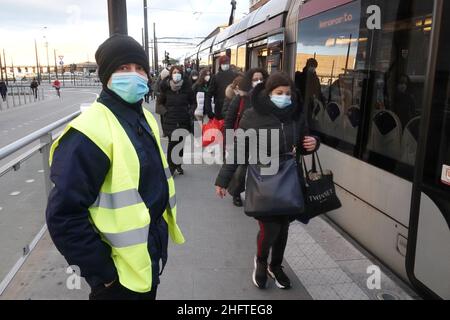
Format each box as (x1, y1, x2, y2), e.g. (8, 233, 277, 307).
(252, 80, 263, 88)
(221, 64, 230, 71)
(205, 75, 211, 82)
(192, 76, 198, 81)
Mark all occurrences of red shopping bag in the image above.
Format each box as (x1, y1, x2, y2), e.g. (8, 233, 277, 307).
(202, 119, 224, 147)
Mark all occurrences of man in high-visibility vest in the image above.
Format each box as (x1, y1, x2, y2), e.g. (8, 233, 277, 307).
(46, 34, 184, 300)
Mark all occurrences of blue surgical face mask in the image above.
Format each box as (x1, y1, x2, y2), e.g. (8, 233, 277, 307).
(172, 73, 182, 82)
(108, 72, 149, 104)
(270, 95, 292, 109)
(221, 64, 230, 71)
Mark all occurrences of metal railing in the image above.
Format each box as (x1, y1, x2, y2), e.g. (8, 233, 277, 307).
(0, 111, 81, 295)
(0, 85, 46, 111)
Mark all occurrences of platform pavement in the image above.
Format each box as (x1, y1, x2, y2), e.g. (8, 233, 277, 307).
(0, 101, 418, 300)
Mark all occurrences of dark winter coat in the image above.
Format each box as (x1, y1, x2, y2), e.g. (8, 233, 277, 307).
(224, 94, 252, 130)
(215, 83, 320, 189)
(0, 81, 7, 95)
(204, 69, 237, 120)
(159, 78, 195, 136)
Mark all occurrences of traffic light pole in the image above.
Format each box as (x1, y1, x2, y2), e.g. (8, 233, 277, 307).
(143, 0, 150, 64)
(153, 23, 158, 72)
(108, 0, 128, 36)
(0, 52, 3, 81)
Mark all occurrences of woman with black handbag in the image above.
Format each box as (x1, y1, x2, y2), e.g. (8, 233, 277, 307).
(215, 72, 319, 290)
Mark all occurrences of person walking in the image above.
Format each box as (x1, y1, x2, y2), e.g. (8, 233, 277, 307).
(30, 78, 39, 99)
(204, 55, 238, 120)
(159, 65, 195, 175)
(0, 80, 7, 102)
(46, 34, 185, 300)
(192, 68, 211, 124)
(224, 68, 269, 131)
(155, 68, 170, 128)
(222, 69, 269, 208)
(53, 79, 61, 98)
(215, 72, 319, 290)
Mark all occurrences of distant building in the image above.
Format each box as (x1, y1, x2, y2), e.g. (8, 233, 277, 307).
(249, 0, 270, 12)
(73, 61, 98, 75)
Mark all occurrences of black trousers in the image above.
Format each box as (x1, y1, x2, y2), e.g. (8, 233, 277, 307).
(256, 218, 290, 267)
(89, 281, 158, 300)
(167, 135, 185, 169)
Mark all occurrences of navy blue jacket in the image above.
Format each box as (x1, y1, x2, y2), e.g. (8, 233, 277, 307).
(46, 89, 169, 289)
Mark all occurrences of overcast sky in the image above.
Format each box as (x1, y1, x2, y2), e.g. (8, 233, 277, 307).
(0, 0, 249, 67)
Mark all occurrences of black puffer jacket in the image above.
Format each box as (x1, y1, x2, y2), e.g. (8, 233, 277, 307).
(204, 69, 238, 120)
(224, 94, 252, 130)
(215, 83, 319, 189)
(160, 78, 195, 136)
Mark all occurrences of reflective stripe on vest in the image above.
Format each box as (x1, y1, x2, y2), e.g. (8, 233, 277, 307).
(93, 189, 143, 209)
(103, 225, 149, 248)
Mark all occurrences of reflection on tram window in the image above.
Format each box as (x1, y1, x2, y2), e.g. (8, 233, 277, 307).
(296, 0, 434, 180)
(267, 33, 284, 74)
(296, 0, 364, 151)
(365, 0, 433, 175)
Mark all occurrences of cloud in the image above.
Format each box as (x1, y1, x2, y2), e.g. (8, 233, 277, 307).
(1, 0, 250, 65)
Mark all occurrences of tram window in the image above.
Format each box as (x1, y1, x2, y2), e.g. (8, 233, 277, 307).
(363, 0, 433, 177)
(198, 50, 210, 69)
(249, 46, 268, 69)
(296, 0, 364, 152)
(230, 45, 238, 67)
(236, 44, 247, 71)
(267, 33, 284, 74)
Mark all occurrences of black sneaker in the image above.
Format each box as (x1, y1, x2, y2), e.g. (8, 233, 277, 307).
(267, 265, 291, 289)
(252, 256, 268, 289)
(233, 195, 243, 207)
(176, 166, 184, 175)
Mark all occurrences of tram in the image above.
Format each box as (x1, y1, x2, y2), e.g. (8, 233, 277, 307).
(184, 0, 450, 299)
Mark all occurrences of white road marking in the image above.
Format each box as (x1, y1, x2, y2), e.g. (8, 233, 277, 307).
(25, 179, 35, 183)
(0, 207, 3, 211)
(38, 170, 44, 173)
(9, 191, 21, 196)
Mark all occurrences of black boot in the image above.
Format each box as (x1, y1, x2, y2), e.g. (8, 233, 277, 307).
(233, 195, 243, 207)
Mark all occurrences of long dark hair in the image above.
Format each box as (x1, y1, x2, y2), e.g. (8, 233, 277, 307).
(196, 68, 211, 86)
(242, 68, 269, 91)
(169, 65, 184, 78)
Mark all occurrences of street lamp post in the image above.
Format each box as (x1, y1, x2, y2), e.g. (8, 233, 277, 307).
(3, 49, 9, 85)
(44, 27, 51, 83)
(0, 52, 4, 81)
(34, 40, 41, 84)
(54, 49, 58, 80)
(107, 0, 128, 36)
(143, 0, 149, 64)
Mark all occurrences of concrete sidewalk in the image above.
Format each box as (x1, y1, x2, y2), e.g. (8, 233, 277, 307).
(0, 160, 416, 300)
(0, 101, 417, 300)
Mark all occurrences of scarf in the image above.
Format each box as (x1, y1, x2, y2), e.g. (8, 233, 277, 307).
(170, 79, 184, 92)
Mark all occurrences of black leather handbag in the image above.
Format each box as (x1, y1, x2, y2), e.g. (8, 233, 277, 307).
(300, 152, 342, 219)
(244, 155, 305, 218)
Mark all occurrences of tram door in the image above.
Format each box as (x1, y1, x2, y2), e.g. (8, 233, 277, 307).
(407, 0, 450, 300)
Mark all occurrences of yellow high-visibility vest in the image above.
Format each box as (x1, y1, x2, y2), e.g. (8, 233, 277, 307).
(49, 101, 185, 293)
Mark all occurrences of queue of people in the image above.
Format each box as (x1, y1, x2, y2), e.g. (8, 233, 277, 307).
(45, 34, 326, 301)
